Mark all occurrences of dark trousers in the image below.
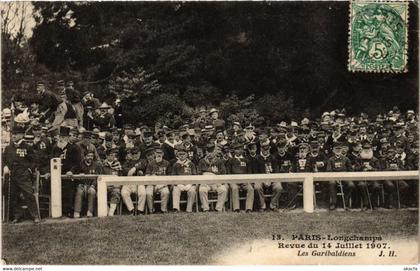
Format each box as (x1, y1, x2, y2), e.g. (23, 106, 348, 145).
(10, 172, 39, 220)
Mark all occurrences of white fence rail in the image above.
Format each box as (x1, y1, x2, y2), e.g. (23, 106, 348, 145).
(50, 158, 419, 218)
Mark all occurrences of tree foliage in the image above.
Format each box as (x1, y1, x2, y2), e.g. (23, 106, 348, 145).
(2, 2, 418, 124)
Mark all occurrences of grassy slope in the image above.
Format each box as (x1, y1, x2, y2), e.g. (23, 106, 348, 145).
(2, 210, 418, 265)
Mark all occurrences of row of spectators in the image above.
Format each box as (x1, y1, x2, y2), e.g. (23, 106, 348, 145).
(1, 81, 418, 222)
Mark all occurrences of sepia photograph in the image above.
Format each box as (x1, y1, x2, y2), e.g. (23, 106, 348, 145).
(0, 0, 418, 267)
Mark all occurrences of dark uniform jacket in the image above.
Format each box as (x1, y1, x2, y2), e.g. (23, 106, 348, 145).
(171, 159, 197, 175)
(51, 142, 83, 173)
(274, 152, 294, 173)
(326, 155, 353, 172)
(197, 157, 227, 175)
(146, 159, 171, 176)
(255, 154, 279, 174)
(226, 155, 251, 174)
(3, 140, 37, 180)
(307, 153, 327, 172)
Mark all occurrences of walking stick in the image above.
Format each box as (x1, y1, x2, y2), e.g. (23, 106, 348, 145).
(281, 185, 303, 211)
(34, 170, 41, 220)
(396, 180, 401, 209)
(6, 172, 11, 222)
(338, 181, 346, 209)
(364, 181, 373, 210)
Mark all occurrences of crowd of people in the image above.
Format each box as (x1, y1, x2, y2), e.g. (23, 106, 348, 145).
(2, 80, 419, 223)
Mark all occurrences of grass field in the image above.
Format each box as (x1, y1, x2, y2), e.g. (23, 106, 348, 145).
(2, 209, 418, 265)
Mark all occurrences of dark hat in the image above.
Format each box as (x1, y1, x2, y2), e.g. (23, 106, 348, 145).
(105, 132, 113, 141)
(206, 143, 216, 151)
(84, 149, 95, 156)
(260, 139, 271, 149)
(123, 124, 134, 130)
(175, 144, 187, 153)
(362, 142, 372, 149)
(157, 130, 166, 137)
(299, 143, 310, 150)
(310, 141, 319, 148)
(276, 140, 287, 148)
(155, 147, 163, 154)
(215, 130, 224, 135)
(59, 126, 71, 136)
(32, 124, 42, 132)
(24, 131, 34, 140)
(387, 147, 396, 153)
(317, 132, 326, 138)
(247, 141, 257, 149)
(56, 80, 65, 87)
(139, 125, 149, 131)
(81, 130, 92, 138)
(333, 141, 343, 148)
(166, 130, 175, 136)
(231, 142, 243, 150)
(126, 130, 136, 138)
(106, 147, 119, 156)
(129, 147, 140, 154)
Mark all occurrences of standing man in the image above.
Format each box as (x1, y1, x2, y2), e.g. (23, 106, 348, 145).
(51, 126, 83, 217)
(3, 125, 40, 223)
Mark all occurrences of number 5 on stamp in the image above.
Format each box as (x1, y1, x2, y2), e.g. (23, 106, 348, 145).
(348, 0, 408, 73)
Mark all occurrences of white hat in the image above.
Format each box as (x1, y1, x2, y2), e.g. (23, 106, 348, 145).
(322, 112, 330, 118)
(407, 110, 415, 115)
(2, 108, 11, 118)
(290, 121, 298, 127)
(209, 108, 218, 115)
(14, 109, 30, 124)
(98, 132, 106, 140)
(301, 118, 310, 125)
(99, 102, 110, 109)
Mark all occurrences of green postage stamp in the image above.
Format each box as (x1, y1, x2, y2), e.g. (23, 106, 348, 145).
(348, 0, 409, 73)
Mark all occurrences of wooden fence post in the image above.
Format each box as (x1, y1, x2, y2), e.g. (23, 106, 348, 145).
(50, 158, 62, 218)
(303, 176, 314, 213)
(97, 176, 108, 217)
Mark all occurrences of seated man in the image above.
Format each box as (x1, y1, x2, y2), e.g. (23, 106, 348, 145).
(145, 147, 171, 213)
(380, 147, 409, 208)
(227, 142, 254, 212)
(172, 143, 197, 213)
(326, 142, 354, 210)
(71, 150, 103, 218)
(254, 139, 281, 211)
(103, 148, 123, 216)
(120, 147, 148, 215)
(197, 144, 228, 212)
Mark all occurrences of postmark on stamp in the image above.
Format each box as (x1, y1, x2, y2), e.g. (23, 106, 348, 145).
(348, 0, 409, 73)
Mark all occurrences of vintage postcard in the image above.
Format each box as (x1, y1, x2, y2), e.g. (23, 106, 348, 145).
(0, 0, 418, 269)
